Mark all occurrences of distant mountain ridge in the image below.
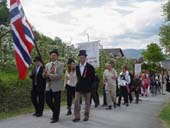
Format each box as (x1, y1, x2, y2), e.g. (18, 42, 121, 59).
(122, 49, 144, 58)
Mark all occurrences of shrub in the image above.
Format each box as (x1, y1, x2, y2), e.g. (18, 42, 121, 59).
(0, 77, 32, 113)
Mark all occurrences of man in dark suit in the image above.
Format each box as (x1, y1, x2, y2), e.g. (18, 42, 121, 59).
(73, 50, 95, 122)
(90, 73, 100, 107)
(30, 56, 46, 117)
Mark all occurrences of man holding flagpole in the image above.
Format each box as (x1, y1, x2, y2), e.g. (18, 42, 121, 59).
(30, 56, 46, 117)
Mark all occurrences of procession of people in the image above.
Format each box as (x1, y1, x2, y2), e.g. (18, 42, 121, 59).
(30, 48, 170, 123)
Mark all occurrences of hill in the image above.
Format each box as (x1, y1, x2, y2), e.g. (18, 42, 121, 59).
(123, 49, 144, 59)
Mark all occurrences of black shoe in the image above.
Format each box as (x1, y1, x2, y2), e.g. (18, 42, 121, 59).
(126, 103, 129, 107)
(32, 113, 37, 116)
(83, 117, 89, 121)
(95, 104, 99, 108)
(50, 119, 59, 123)
(135, 100, 139, 104)
(114, 103, 116, 108)
(130, 99, 133, 103)
(72, 118, 80, 122)
(66, 111, 72, 115)
(105, 106, 112, 110)
(117, 104, 120, 107)
(36, 113, 42, 117)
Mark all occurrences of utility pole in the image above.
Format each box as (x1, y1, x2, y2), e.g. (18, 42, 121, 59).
(86, 33, 89, 42)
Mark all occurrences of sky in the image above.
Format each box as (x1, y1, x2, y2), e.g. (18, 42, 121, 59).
(8, 0, 167, 49)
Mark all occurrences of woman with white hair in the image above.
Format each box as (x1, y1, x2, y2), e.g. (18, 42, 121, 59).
(103, 63, 118, 109)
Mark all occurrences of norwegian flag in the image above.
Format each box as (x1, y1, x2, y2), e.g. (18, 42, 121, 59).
(10, 0, 35, 80)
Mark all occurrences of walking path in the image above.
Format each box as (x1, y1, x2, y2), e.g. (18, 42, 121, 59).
(0, 93, 169, 128)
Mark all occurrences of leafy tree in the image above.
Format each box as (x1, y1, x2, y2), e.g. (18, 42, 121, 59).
(162, 0, 170, 21)
(0, 25, 13, 67)
(159, 1, 170, 55)
(159, 24, 170, 54)
(142, 43, 164, 63)
(0, 1, 9, 25)
(142, 63, 164, 74)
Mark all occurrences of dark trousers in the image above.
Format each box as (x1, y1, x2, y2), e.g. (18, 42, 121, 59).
(135, 90, 139, 104)
(118, 86, 128, 105)
(103, 85, 107, 106)
(46, 90, 61, 120)
(128, 86, 133, 103)
(90, 90, 100, 106)
(66, 85, 75, 108)
(31, 89, 45, 115)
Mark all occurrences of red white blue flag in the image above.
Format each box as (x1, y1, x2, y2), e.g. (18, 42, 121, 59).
(10, 0, 35, 80)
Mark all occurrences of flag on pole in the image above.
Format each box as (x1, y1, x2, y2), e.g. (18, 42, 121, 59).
(10, 0, 35, 80)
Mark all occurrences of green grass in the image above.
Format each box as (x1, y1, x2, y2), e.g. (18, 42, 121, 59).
(0, 107, 34, 120)
(0, 101, 67, 120)
(0, 72, 19, 81)
(159, 103, 170, 128)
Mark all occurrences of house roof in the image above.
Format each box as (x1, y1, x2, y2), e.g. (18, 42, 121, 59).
(160, 60, 170, 70)
(103, 48, 124, 57)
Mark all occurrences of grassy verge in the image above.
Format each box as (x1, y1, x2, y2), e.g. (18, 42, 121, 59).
(0, 107, 34, 120)
(159, 103, 170, 128)
(0, 101, 67, 120)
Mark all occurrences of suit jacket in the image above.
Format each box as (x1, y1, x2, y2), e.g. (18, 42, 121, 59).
(30, 66, 46, 92)
(75, 63, 95, 93)
(44, 61, 64, 92)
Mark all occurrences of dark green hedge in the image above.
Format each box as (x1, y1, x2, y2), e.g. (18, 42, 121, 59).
(0, 70, 103, 115)
(0, 78, 32, 113)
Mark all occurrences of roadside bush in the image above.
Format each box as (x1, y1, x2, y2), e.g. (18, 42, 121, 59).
(0, 78, 32, 113)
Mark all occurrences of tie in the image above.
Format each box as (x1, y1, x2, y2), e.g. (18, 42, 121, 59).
(50, 63, 56, 74)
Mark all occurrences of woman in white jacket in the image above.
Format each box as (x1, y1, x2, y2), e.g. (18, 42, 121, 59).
(117, 66, 131, 107)
(64, 58, 77, 115)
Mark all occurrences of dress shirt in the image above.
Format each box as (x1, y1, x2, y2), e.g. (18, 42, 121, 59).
(65, 71, 77, 87)
(79, 62, 87, 76)
(36, 65, 41, 74)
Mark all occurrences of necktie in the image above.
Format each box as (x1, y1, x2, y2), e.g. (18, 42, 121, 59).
(50, 63, 56, 74)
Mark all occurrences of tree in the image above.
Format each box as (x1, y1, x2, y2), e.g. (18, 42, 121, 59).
(159, 1, 170, 55)
(0, 1, 9, 25)
(0, 25, 13, 66)
(162, 0, 170, 21)
(159, 24, 170, 54)
(142, 43, 164, 63)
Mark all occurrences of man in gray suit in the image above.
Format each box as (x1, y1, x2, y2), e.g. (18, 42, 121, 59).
(43, 49, 64, 123)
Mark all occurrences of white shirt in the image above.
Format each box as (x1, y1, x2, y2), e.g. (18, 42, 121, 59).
(65, 70, 77, 87)
(79, 62, 87, 76)
(118, 71, 131, 86)
(36, 65, 41, 74)
(35, 65, 41, 85)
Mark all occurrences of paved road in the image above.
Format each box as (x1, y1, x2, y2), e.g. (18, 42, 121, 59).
(0, 94, 169, 128)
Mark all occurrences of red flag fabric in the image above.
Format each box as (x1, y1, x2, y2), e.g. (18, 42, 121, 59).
(10, 0, 35, 80)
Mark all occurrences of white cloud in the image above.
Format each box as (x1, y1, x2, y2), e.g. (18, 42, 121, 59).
(9, 0, 165, 49)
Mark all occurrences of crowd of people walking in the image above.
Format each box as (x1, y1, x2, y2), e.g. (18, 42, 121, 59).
(29, 48, 170, 123)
